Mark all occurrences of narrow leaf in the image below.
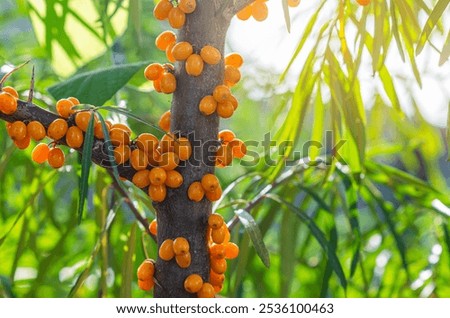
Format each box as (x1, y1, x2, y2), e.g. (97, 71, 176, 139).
(439, 31, 450, 66)
(99, 106, 162, 132)
(48, 62, 147, 105)
(120, 223, 137, 297)
(235, 209, 270, 268)
(281, 0, 291, 32)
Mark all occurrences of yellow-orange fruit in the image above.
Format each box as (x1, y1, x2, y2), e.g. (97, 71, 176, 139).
(136, 133, 159, 154)
(149, 219, 158, 236)
(178, 0, 196, 14)
(251, 1, 268, 21)
(211, 225, 227, 244)
(160, 72, 177, 94)
(218, 129, 236, 143)
(32, 143, 50, 164)
(47, 118, 68, 140)
(173, 237, 190, 255)
(236, 5, 252, 20)
(229, 94, 239, 110)
(138, 279, 155, 291)
(172, 41, 193, 61)
(75, 111, 97, 132)
(68, 97, 80, 105)
(188, 181, 205, 202)
(356, 0, 371, 6)
(165, 42, 176, 63)
(213, 284, 223, 293)
(149, 184, 167, 202)
(48, 147, 65, 169)
(66, 125, 84, 148)
(165, 170, 183, 188)
(153, 78, 162, 92)
(208, 214, 224, 230)
(224, 52, 244, 68)
(174, 137, 192, 161)
(159, 239, 175, 261)
(168, 7, 186, 29)
(159, 133, 175, 153)
(137, 259, 155, 281)
(224, 242, 239, 259)
(2, 86, 19, 98)
(197, 283, 215, 298)
(144, 63, 164, 81)
(159, 152, 179, 171)
(153, 0, 173, 20)
(14, 135, 31, 149)
(212, 85, 231, 103)
(185, 54, 204, 77)
(0, 92, 18, 115)
(229, 138, 247, 158)
(94, 120, 111, 139)
(205, 185, 222, 201)
(199, 95, 217, 115)
(132, 169, 151, 188)
(288, 0, 301, 7)
(200, 45, 221, 65)
(201, 174, 219, 192)
(148, 148, 162, 166)
(155, 30, 176, 51)
(209, 270, 225, 286)
(159, 110, 171, 132)
(210, 257, 227, 274)
(216, 144, 233, 167)
(114, 144, 131, 165)
(56, 99, 75, 118)
(209, 244, 226, 259)
(216, 101, 234, 118)
(109, 127, 130, 146)
(26, 121, 46, 141)
(184, 274, 203, 293)
(130, 148, 149, 171)
(175, 252, 191, 268)
(224, 65, 241, 86)
(149, 167, 167, 186)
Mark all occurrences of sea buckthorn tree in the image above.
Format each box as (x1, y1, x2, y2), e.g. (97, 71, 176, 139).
(0, 0, 449, 298)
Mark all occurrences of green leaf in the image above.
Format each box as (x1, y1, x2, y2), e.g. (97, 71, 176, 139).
(310, 87, 325, 161)
(439, 31, 450, 66)
(96, 113, 120, 181)
(281, 0, 291, 33)
(235, 209, 270, 268)
(99, 106, 162, 133)
(266, 194, 347, 291)
(279, 210, 299, 296)
(47, 62, 148, 105)
(120, 223, 137, 297)
(320, 227, 338, 297)
(416, 0, 450, 55)
(78, 111, 95, 223)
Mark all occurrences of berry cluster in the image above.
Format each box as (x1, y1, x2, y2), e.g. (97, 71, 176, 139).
(236, 0, 300, 22)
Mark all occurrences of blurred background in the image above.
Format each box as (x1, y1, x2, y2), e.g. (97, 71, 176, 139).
(0, 0, 449, 298)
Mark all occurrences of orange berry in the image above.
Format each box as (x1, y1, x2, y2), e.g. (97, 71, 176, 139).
(114, 144, 131, 165)
(175, 252, 191, 268)
(168, 7, 186, 29)
(172, 41, 193, 61)
(218, 129, 236, 143)
(149, 184, 167, 202)
(174, 137, 192, 161)
(224, 65, 241, 86)
(165, 170, 183, 188)
(201, 174, 219, 192)
(155, 30, 177, 51)
(251, 1, 268, 21)
(159, 239, 175, 261)
(47, 118, 68, 141)
(210, 257, 227, 274)
(224, 52, 244, 68)
(48, 147, 65, 169)
(210, 244, 226, 259)
(111, 123, 132, 135)
(136, 133, 159, 154)
(144, 63, 164, 81)
(14, 134, 30, 150)
(159, 133, 175, 153)
(132, 169, 151, 188)
(197, 283, 215, 298)
(0, 92, 18, 115)
(149, 219, 158, 236)
(173, 237, 190, 255)
(148, 148, 162, 166)
(109, 127, 130, 146)
(56, 99, 75, 118)
(9, 121, 27, 141)
(288, 0, 301, 7)
(205, 185, 222, 201)
(94, 120, 111, 139)
(210, 270, 225, 286)
(211, 225, 226, 244)
(200, 45, 221, 65)
(66, 126, 84, 148)
(153, 0, 173, 20)
(229, 138, 247, 158)
(188, 181, 205, 202)
(224, 242, 239, 259)
(178, 0, 196, 14)
(159, 152, 179, 171)
(137, 259, 155, 281)
(159, 110, 171, 132)
(2, 86, 19, 98)
(153, 78, 162, 92)
(356, 0, 371, 5)
(68, 97, 80, 105)
(166, 41, 177, 63)
(130, 148, 149, 171)
(138, 279, 154, 291)
(27, 121, 46, 141)
(213, 284, 223, 293)
(229, 94, 239, 110)
(216, 144, 233, 167)
(32, 143, 50, 164)
(199, 95, 217, 115)
(216, 101, 234, 118)
(212, 85, 231, 103)
(185, 54, 204, 77)
(149, 167, 167, 186)
(236, 5, 252, 20)
(184, 274, 203, 293)
(75, 112, 96, 132)
(208, 214, 224, 230)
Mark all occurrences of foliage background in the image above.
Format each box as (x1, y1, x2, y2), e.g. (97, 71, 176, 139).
(0, 0, 449, 298)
